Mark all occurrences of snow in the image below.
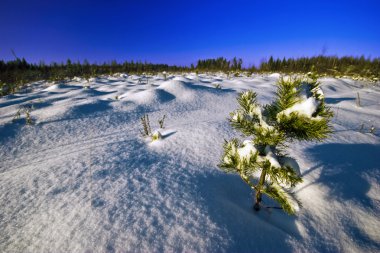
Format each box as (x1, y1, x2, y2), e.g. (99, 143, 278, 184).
(269, 73, 281, 78)
(237, 140, 257, 159)
(312, 86, 325, 99)
(151, 130, 162, 141)
(0, 74, 380, 252)
(233, 93, 275, 132)
(279, 97, 320, 119)
(280, 156, 301, 175)
(157, 80, 196, 101)
(264, 145, 281, 168)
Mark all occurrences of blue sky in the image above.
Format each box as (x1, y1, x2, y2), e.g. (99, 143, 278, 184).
(1, 0, 379, 66)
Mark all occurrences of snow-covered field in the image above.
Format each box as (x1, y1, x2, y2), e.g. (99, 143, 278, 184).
(1, 73, 379, 252)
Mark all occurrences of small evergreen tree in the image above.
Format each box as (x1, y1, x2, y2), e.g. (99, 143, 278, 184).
(218, 75, 333, 215)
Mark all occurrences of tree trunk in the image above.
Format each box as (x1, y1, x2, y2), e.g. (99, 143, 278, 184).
(253, 191, 262, 211)
(254, 169, 267, 211)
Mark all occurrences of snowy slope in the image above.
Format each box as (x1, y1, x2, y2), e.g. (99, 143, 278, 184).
(0, 74, 379, 252)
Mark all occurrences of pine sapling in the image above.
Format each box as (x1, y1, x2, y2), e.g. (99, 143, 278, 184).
(219, 75, 333, 215)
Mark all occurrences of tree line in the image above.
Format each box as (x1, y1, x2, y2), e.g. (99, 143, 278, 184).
(195, 57, 243, 71)
(259, 55, 380, 78)
(1, 55, 379, 96)
(0, 58, 187, 94)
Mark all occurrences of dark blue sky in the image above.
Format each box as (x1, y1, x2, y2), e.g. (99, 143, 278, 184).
(1, 0, 379, 66)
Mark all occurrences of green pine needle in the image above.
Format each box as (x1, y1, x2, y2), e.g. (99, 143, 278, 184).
(219, 74, 332, 215)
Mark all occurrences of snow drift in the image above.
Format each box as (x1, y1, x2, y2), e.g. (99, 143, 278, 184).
(0, 74, 379, 252)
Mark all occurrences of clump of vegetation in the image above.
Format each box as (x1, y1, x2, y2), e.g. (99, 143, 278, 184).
(359, 122, 377, 135)
(83, 72, 92, 84)
(370, 126, 376, 134)
(13, 104, 34, 125)
(138, 76, 148, 85)
(0, 81, 8, 96)
(140, 114, 167, 141)
(219, 75, 333, 215)
(214, 83, 222, 89)
(140, 114, 152, 137)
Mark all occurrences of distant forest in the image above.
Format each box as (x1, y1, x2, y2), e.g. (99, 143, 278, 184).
(1, 55, 379, 96)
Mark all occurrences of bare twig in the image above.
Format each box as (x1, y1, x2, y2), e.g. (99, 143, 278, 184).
(158, 115, 166, 129)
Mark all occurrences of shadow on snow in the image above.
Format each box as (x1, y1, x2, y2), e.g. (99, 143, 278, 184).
(303, 143, 380, 209)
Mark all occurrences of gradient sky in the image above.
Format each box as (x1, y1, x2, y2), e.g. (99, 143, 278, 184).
(1, 0, 379, 66)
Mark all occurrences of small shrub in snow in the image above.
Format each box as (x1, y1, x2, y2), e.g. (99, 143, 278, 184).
(158, 115, 166, 129)
(138, 76, 148, 85)
(0, 82, 8, 96)
(140, 114, 167, 141)
(358, 122, 377, 135)
(120, 73, 128, 78)
(356, 92, 361, 107)
(13, 104, 34, 125)
(219, 75, 333, 215)
(139, 114, 152, 137)
(359, 123, 365, 133)
(83, 72, 91, 84)
(214, 83, 222, 89)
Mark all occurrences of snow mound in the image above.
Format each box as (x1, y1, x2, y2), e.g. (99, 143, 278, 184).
(172, 76, 191, 82)
(89, 77, 97, 83)
(158, 80, 196, 101)
(72, 76, 83, 82)
(44, 84, 67, 91)
(269, 73, 281, 78)
(185, 73, 198, 80)
(126, 88, 175, 104)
